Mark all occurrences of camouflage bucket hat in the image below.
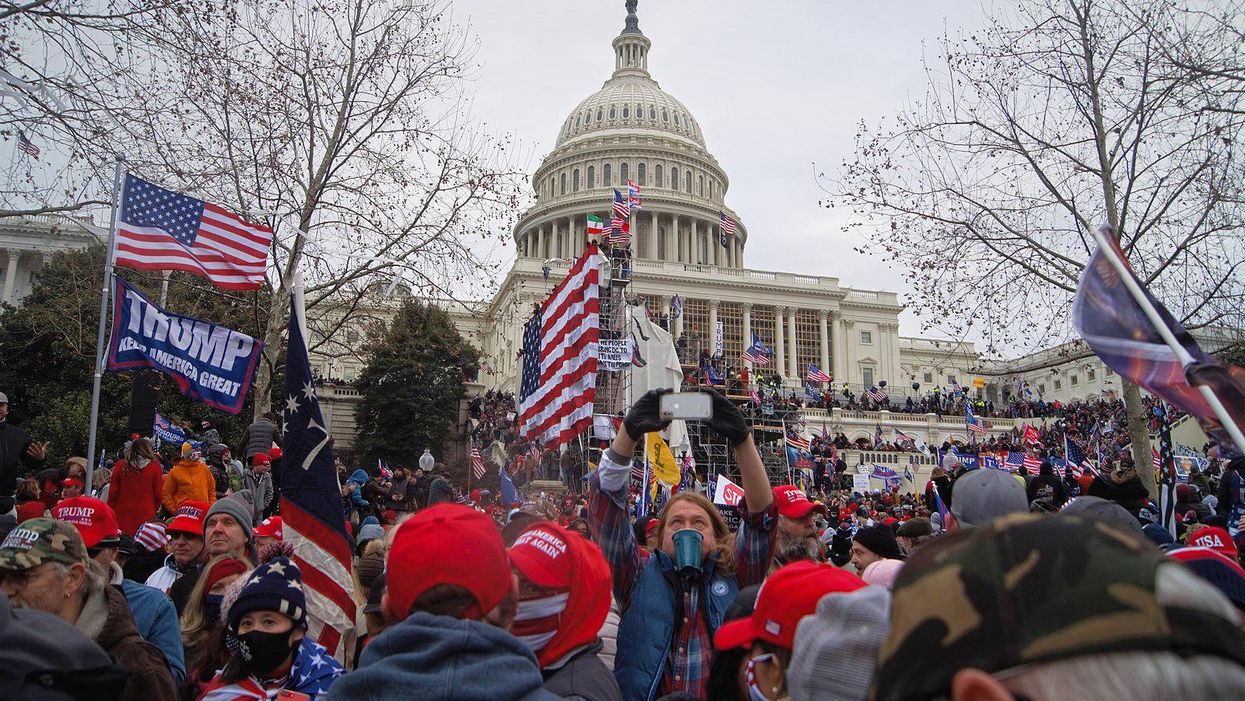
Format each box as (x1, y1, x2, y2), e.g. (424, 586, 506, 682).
(0, 518, 88, 571)
(871, 512, 1245, 701)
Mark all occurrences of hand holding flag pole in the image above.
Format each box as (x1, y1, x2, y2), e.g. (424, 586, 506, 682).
(1085, 224, 1245, 457)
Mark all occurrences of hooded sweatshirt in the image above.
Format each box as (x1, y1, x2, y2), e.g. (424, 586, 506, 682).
(161, 458, 217, 513)
(323, 612, 563, 701)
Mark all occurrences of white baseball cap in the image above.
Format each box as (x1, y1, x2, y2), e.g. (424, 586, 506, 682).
(0, 392, 8, 404)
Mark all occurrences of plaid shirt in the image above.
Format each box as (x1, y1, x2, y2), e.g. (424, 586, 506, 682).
(589, 452, 777, 698)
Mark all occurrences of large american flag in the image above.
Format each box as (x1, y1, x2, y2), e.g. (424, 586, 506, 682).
(806, 364, 831, 382)
(115, 174, 272, 290)
(469, 444, 487, 480)
(612, 189, 630, 220)
(17, 132, 39, 158)
(1065, 435, 1090, 478)
(741, 333, 771, 365)
(278, 277, 355, 663)
(720, 211, 736, 235)
(518, 246, 602, 449)
(865, 386, 888, 402)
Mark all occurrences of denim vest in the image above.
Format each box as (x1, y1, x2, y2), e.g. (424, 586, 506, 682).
(613, 551, 737, 701)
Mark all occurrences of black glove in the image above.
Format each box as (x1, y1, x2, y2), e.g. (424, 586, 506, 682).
(700, 388, 751, 447)
(623, 388, 673, 440)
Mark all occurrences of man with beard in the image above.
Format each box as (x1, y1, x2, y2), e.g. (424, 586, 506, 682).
(770, 486, 827, 569)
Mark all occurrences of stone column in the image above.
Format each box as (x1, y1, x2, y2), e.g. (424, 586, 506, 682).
(672, 215, 682, 262)
(774, 307, 785, 383)
(787, 307, 798, 380)
(660, 296, 671, 328)
(709, 224, 719, 267)
(690, 218, 699, 264)
(742, 303, 753, 371)
(3, 250, 19, 304)
(648, 210, 658, 260)
(843, 318, 855, 385)
(818, 309, 830, 380)
(831, 311, 845, 382)
(535, 227, 545, 261)
(708, 299, 719, 356)
(736, 237, 743, 268)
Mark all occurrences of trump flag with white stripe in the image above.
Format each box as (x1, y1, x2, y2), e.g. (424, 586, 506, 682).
(279, 275, 356, 663)
(115, 174, 272, 290)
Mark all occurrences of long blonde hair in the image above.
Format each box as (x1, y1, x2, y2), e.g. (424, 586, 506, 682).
(654, 492, 737, 576)
(181, 554, 250, 661)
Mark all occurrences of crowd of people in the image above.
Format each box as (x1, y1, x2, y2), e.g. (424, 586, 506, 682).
(1, 382, 1244, 700)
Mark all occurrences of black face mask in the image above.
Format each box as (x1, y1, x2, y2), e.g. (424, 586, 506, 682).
(237, 629, 296, 675)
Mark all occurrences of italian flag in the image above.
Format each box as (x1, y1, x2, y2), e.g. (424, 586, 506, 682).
(586, 214, 604, 235)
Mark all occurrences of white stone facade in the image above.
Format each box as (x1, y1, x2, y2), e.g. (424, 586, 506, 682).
(0, 214, 102, 305)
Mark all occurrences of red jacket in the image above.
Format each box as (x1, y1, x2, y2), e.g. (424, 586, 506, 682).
(108, 458, 165, 534)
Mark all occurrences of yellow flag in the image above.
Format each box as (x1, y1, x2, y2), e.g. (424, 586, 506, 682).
(647, 432, 681, 485)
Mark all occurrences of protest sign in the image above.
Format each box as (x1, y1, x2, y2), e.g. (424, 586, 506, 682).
(598, 338, 633, 371)
(152, 412, 186, 445)
(108, 277, 262, 414)
(712, 474, 745, 506)
(852, 474, 872, 493)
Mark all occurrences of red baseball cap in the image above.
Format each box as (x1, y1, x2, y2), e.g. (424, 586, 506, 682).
(251, 452, 271, 467)
(714, 560, 866, 651)
(385, 504, 511, 622)
(167, 500, 210, 535)
(1189, 526, 1239, 559)
(52, 496, 120, 549)
(253, 516, 283, 540)
(267, 447, 283, 460)
(61, 478, 84, 490)
(771, 486, 827, 520)
(645, 519, 660, 538)
(508, 523, 574, 591)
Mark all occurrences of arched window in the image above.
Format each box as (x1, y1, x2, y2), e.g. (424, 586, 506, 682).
(620, 162, 629, 183)
(573, 169, 580, 192)
(670, 167, 678, 190)
(622, 105, 630, 119)
(684, 171, 692, 193)
(597, 108, 603, 121)
(549, 176, 555, 195)
(587, 165, 596, 189)
(609, 106, 616, 119)
(604, 163, 612, 186)
(560, 172, 567, 195)
(649, 107, 656, 120)
(698, 174, 704, 196)
(636, 103, 643, 119)
(662, 109, 669, 123)
(585, 111, 591, 123)
(575, 115, 581, 129)
(638, 163, 646, 186)
(655, 165, 663, 188)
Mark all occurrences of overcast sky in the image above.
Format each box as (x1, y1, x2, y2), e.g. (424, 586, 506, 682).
(452, 0, 995, 341)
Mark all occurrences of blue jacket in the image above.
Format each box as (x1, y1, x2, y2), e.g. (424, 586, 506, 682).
(613, 552, 736, 701)
(324, 612, 564, 701)
(119, 579, 186, 685)
(347, 469, 368, 510)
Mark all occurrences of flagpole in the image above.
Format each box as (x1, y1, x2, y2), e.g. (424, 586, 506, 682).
(85, 160, 125, 488)
(1088, 224, 1245, 456)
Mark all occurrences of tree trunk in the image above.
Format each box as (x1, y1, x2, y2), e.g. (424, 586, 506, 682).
(1122, 380, 1154, 488)
(252, 284, 292, 422)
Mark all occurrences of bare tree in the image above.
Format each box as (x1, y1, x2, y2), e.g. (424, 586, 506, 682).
(824, 0, 1245, 483)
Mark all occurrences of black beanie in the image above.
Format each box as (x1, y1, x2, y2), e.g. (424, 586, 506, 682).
(853, 524, 903, 560)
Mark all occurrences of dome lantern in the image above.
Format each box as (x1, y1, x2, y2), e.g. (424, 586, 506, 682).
(612, 1, 651, 79)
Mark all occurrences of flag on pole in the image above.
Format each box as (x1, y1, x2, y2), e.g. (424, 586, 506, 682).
(469, 444, 487, 480)
(719, 211, 736, 236)
(499, 464, 521, 506)
(785, 432, 810, 452)
(627, 180, 642, 210)
(115, 174, 272, 290)
(804, 383, 819, 401)
(613, 189, 630, 219)
(1022, 424, 1042, 445)
(865, 386, 887, 402)
(670, 294, 682, 320)
(17, 132, 39, 158)
(806, 364, 832, 383)
(586, 214, 604, 236)
(278, 275, 356, 662)
(1073, 230, 1245, 456)
(742, 334, 771, 365)
(606, 218, 631, 247)
(965, 404, 987, 436)
(517, 246, 602, 450)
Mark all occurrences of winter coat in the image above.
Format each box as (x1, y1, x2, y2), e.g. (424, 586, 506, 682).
(199, 637, 343, 700)
(1026, 474, 1068, 509)
(427, 475, 454, 506)
(324, 612, 563, 701)
(162, 459, 217, 514)
(346, 470, 368, 511)
(0, 419, 42, 507)
(124, 547, 168, 586)
(242, 418, 281, 460)
(145, 553, 199, 594)
(597, 599, 620, 671)
(108, 457, 165, 534)
(387, 477, 417, 512)
(77, 583, 177, 701)
(541, 641, 621, 701)
(1088, 473, 1150, 514)
(112, 562, 186, 685)
(238, 468, 273, 522)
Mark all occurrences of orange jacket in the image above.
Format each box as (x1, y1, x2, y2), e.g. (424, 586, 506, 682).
(161, 459, 217, 514)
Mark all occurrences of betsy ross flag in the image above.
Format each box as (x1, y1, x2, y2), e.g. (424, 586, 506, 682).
(469, 444, 487, 480)
(613, 189, 630, 219)
(806, 364, 831, 382)
(116, 174, 272, 290)
(742, 333, 771, 365)
(586, 214, 604, 237)
(278, 275, 355, 662)
(17, 132, 39, 158)
(518, 246, 602, 449)
(627, 180, 642, 210)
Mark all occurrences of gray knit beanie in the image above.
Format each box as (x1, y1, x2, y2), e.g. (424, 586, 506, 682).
(204, 495, 254, 542)
(789, 585, 892, 701)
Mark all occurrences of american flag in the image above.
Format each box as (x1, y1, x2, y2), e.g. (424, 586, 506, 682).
(965, 405, 987, 435)
(949, 378, 963, 395)
(469, 444, 487, 480)
(719, 211, 736, 236)
(278, 276, 355, 662)
(1022, 453, 1042, 473)
(1065, 435, 1089, 479)
(786, 433, 810, 452)
(17, 132, 39, 158)
(613, 189, 630, 219)
(115, 174, 272, 290)
(742, 333, 771, 365)
(627, 180, 642, 210)
(607, 218, 630, 247)
(865, 386, 887, 402)
(806, 364, 831, 383)
(518, 246, 601, 449)
(894, 428, 915, 447)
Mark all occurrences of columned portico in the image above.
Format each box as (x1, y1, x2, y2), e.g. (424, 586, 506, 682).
(774, 307, 785, 380)
(818, 309, 830, 380)
(3, 250, 20, 304)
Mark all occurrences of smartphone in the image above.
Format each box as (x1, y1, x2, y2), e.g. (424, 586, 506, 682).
(659, 392, 713, 421)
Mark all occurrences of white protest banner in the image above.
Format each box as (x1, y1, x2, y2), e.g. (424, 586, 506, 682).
(598, 338, 633, 371)
(852, 474, 872, 493)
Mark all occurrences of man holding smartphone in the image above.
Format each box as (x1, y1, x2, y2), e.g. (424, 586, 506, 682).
(588, 388, 776, 701)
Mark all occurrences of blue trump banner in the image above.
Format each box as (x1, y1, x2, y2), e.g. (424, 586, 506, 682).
(152, 412, 187, 445)
(107, 277, 262, 414)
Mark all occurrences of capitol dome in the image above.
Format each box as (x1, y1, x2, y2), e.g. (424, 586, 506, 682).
(514, 2, 747, 270)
